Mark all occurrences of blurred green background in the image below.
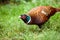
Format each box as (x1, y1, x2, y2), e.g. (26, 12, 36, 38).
(0, 0, 60, 40)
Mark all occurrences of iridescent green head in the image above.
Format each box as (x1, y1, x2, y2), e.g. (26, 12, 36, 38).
(20, 14, 31, 23)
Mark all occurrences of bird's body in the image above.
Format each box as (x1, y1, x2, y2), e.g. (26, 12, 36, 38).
(20, 6, 60, 28)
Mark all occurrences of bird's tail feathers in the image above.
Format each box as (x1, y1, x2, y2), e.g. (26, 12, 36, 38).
(56, 8, 60, 12)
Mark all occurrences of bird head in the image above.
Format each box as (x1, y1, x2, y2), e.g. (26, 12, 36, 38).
(19, 14, 31, 24)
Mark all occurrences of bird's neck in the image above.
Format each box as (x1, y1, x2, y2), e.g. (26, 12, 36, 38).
(23, 15, 31, 24)
(26, 16, 31, 23)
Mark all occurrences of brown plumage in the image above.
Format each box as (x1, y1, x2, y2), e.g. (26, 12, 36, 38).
(20, 6, 60, 28)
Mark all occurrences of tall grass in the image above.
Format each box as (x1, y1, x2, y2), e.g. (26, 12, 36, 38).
(0, 0, 60, 40)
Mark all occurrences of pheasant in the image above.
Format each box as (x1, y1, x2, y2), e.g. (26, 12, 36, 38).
(20, 6, 60, 28)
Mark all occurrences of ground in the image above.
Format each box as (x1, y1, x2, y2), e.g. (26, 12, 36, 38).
(0, 0, 60, 40)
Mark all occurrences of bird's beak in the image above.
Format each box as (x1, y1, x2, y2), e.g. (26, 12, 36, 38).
(19, 16, 21, 19)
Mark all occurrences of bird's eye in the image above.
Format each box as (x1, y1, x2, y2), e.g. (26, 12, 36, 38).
(22, 16, 26, 19)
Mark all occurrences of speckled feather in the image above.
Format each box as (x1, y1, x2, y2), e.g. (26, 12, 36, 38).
(27, 6, 60, 26)
(20, 6, 60, 28)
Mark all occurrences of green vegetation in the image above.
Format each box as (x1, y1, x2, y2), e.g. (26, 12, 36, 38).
(0, 0, 60, 40)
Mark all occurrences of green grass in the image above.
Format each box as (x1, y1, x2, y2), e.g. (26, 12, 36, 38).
(0, 0, 60, 40)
